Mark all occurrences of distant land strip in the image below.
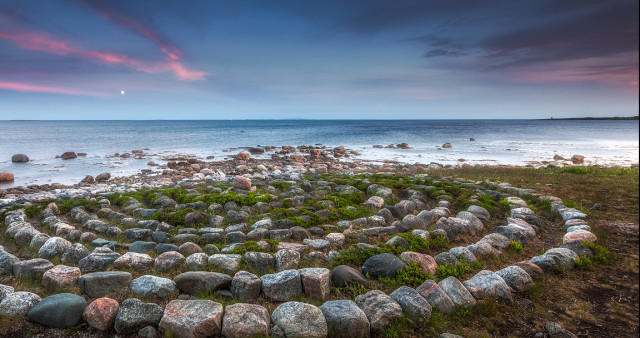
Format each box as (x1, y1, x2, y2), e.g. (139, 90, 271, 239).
(541, 116, 638, 120)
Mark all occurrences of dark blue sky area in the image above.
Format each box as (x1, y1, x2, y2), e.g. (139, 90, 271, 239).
(0, 0, 638, 119)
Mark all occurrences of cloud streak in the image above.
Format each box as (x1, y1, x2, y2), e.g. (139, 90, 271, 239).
(0, 80, 103, 96)
(0, 28, 205, 80)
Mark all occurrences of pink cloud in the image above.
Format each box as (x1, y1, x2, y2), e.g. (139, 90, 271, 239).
(0, 28, 205, 81)
(0, 80, 103, 96)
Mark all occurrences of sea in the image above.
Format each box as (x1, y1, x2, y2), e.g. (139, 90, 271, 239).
(0, 119, 638, 188)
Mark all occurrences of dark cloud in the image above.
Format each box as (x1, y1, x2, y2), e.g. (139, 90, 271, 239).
(423, 49, 466, 58)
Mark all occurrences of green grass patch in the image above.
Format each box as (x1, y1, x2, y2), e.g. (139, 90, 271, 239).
(56, 199, 100, 214)
(380, 262, 435, 288)
(436, 261, 481, 279)
(584, 242, 618, 264)
(507, 240, 523, 254)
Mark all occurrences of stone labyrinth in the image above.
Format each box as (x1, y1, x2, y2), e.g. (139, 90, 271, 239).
(0, 172, 598, 337)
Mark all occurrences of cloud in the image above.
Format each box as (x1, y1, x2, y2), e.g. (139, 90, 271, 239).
(0, 28, 205, 80)
(0, 80, 103, 96)
(73, 0, 205, 80)
(424, 48, 466, 58)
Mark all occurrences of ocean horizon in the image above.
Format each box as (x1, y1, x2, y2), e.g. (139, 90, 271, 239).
(1, 119, 638, 187)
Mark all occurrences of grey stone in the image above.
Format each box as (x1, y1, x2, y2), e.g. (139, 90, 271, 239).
(544, 248, 579, 270)
(449, 246, 477, 263)
(154, 251, 185, 270)
(78, 247, 120, 272)
(221, 303, 270, 338)
(298, 268, 331, 300)
(231, 271, 262, 301)
(463, 270, 513, 303)
(389, 286, 432, 320)
(12, 258, 53, 279)
(38, 237, 72, 259)
(319, 300, 370, 338)
(159, 299, 223, 338)
(355, 290, 403, 333)
(209, 254, 242, 274)
(155, 243, 179, 253)
(27, 293, 86, 328)
(186, 252, 209, 271)
(439, 276, 476, 308)
(435, 217, 471, 239)
(174, 271, 232, 296)
(560, 240, 594, 258)
(261, 270, 302, 302)
(545, 321, 578, 338)
(467, 205, 490, 220)
(530, 255, 558, 272)
(0, 250, 20, 275)
(78, 271, 132, 298)
(271, 301, 328, 338)
(435, 252, 460, 266)
(114, 298, 164, 334)
(331, 265, 368, 288)
(416, 280, 456, 315)
(243, 252, 275, 272)
(362, 253, 406, 279)
(124, 228, 153, 242)
(29, 233, 51, 252)
(0, 291, 41, 318)
(138, 326, 157, 338)
(129, 240, 157, 253)
(130, 275, 178, 300)
(495, 266, 534, 293)
(478, 233, 511, 249)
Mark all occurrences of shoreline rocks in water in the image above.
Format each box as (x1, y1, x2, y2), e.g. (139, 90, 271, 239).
(0, 173, 14, 182)
(11, 154, 29, 163)
(60, 152, 78, 160)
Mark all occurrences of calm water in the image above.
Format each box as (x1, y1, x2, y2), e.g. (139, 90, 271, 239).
(1, 120, 638, 187)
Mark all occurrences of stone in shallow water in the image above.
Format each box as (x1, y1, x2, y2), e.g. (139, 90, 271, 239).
(389, 286, 432, 321)
(82, 297, 119, 331)
(159, 299, 224, 338)
(319, 300, 370, 338)
(221, 303, 270, 338)
(355, 290, 403, 334)
(271, 301, 328, 338)
(27, 293, 86, 328)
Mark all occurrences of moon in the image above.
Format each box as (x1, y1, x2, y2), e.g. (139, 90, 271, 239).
(120, 90, 125, 95)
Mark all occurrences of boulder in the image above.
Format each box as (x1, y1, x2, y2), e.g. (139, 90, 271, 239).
(221, 303, 270, 338)
(331, 265, 368, 288)
(435, 252, 459, 266)
(467, 205, 490, 221)
(232, 176, 252, 190)
(114, 252, 154, 270)
(231, 271, 262, 301)
(154, 251, 186, 270)
(0, 250, 20, 275)
(495, 266, 534, 293)
(261, 270, 302, 302)
(82, 297, 119, 331)
(38, 237, 72, 259)
(12, 258, 54, 279)
(0, 284, 14, 301)
(95, 172, 111, 182)
(27, 293, 86, 328)
(78, 247, 120, 272)
(389, 286, 433, 320)
(560, 240, 594, 258)
(208, 254, 242, 274)
(174, 271, 232, 296)
(298, 268, 331, 300)
(0, 172, 15, 182)
(355, 290, 403, 333)
(530, 255, 558, 272)
(399, 252, 437, 275)
(456, 211, 484, 234)
(438, 276, 476, 308)
(29, 233, 51, 252)
(114, 298, 164, 334)
(0, 291, 41, 318)
(515, 260, 545, 281)
(61, 152, 77, 160)
(362, 253, 406, 279)
(42, 265, 81, 290)
(271, 301, 328, 338)
(449, 246, 477, 264)
(478, 233, 511, 249)
(416, 280, 456, 314)
(562, 231, 597, 244)
(61, 243, 91, 265)
(159, 300, 224, 338)
(435, 217, 471, 239)
(11, 154, 29, 162)
(78, 271, 132, 298)
(130, 275, 179, 300)
(319, 300, 369, 338)
(243, 251, 276, 272)
(544, 248, 579, 270)
(463, 270, 513, 303)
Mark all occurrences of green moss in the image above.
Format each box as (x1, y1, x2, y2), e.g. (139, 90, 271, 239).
(397, 233, 430, 253)
(435, 261, 481, 279)
(574, 255, 593, 269)
(24, 204, 41, 219)
(507, 240, 523, 254)
(380, 262, 435, 288)
(56, 199, 99, 213)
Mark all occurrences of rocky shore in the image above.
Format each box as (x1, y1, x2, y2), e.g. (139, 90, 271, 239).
(0, 154, 600, 336)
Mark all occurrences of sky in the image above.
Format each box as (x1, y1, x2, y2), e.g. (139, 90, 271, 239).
(0, 0, 638, 119)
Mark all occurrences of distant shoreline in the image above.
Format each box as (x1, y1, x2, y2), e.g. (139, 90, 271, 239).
(540, 116, 639, 121)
